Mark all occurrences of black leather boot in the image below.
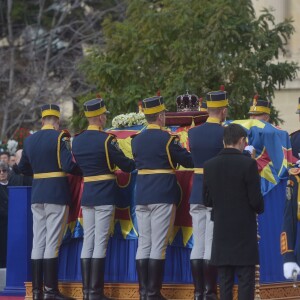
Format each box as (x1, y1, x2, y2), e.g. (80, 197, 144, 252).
(136, 259, 149, 300)
(32, 259, 44, 300)
(81, 258, 91, 300)
(89, 258, 111, 300)
(43, 258, 74, 300)
(203, 260, 218, 300)
(190, 259, 204, 300)
(147, 259, 166, 300)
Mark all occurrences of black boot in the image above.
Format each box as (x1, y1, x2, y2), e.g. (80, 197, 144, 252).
(136, 259, 149, 300)
(190, 260, 204, 300)
(147, 259, 166, 300)
(203, 260, 218, 300)
(81, 258, 91, 300)
(43, 258, 74, 300)
(32, 259, 44, 300)
(89, 258, 111, 300)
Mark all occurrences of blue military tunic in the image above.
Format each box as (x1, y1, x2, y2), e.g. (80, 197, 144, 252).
(188, 117, 224, 204)
(281, 169, 300, 264)
(18, 125, 79, 205)
(131, 124, 193, 205)
(72, 125, 135, 206)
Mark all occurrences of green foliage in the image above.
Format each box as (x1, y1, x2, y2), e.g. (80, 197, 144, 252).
(78, 0, 298, 128)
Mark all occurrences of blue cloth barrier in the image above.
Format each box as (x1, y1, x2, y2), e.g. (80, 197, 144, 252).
(3, 179, 288, 297)
(58, 179, 287, 283)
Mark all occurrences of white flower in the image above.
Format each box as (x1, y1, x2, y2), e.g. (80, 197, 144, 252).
(112, 112, 146, 128)
(7, 139, 18, 155)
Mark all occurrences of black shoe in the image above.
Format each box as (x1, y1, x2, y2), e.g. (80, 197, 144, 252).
(81, 258, 91, 300)
(136, 259, 149, 300)
(89, 258, 111, 300)
(203, 260, 218, 300)
(32, 259, 44, 300)
(190, 259, 204, 300)
(147, 259, 167, 300)
(43, 289, 75, 300)
(43, 258, 75, 300)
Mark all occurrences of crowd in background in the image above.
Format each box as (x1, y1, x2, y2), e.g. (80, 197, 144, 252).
(0, 150, 32, 268)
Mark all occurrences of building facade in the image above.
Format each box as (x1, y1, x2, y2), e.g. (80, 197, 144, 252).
(253, 0, 300, 133)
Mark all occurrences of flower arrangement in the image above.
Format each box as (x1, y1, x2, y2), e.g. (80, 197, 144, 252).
(12, 127, 31, 149)
(7, 140, 18, 154)
(112, 112, 147, 128)
(0, 139, 18, 154)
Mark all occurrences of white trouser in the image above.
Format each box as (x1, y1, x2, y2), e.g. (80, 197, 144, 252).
(136, 203, 176, 260)
(81, 205, 114, 259)
(31, 203, 69, 259)
(190, 204, 214, 260)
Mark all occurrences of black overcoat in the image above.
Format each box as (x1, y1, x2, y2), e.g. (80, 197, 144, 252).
(203, 148, 264, 266)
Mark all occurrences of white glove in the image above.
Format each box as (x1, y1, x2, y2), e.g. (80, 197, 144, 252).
(244, 145, 255, 154)
(283, 262, 300, 279)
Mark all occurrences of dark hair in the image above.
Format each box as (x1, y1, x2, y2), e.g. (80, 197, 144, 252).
(223, 123, 247, 146)
(0, 161, 9, 171)
(145, 112, 159, 123)
(0, 151, 10, 158)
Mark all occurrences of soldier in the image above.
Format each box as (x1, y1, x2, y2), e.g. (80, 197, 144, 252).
(131, 96, 193, 300)
(72, 98, 135, 300)
(281, 166, 300, 280)
(188, 90, 229, 300)
(18, 104, 81, 300)
(248, 95, 271, 123)
(290, 97, 300, 159)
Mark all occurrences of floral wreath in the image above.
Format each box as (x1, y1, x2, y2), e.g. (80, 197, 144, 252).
(112, 112, 147, 128)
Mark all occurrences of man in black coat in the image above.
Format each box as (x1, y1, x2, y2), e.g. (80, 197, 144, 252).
(203, 123, 264, 300)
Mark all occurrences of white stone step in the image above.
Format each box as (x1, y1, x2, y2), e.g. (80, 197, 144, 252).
(0, 268, 6, 291)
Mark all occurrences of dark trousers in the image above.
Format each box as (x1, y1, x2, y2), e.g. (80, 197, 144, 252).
(218, 265, 255, 300)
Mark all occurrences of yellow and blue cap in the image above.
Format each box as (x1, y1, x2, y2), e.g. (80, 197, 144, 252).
(83, 98, 109, 117)
(248, 95, 271, 115)
(142, 96, 166, 115)
(41, 104, 60, 118)
(206, 91, 229, 108)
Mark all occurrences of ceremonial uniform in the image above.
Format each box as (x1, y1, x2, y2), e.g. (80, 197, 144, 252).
(18, 104, 81, 300)
(281, 167, 300, 279)
(132, 96, 193, 300)
(188, 90, 228, 300)
(72, 98, 135, 300)
(248, 95, 271, 125)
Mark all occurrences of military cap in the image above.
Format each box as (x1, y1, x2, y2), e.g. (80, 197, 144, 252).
(206, 91, 229, 108)
(83, 98, 109, 117)
(41, 104, 60, 118)
(142, 96, 166, 115)
(296, 97, 300, 114)
(248, 95, 271, 115)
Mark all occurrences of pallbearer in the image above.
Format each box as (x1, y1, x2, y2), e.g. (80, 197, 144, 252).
(188, 89, 229, 300)
(18, 104, 81, 300)
(131, 95, 193, 300)
(72, 98, 135, 300)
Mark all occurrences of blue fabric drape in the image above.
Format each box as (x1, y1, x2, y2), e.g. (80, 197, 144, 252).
(58, 179, 287, 284)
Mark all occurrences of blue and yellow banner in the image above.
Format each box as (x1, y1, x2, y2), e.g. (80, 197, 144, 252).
(64, 120, 293, 248)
